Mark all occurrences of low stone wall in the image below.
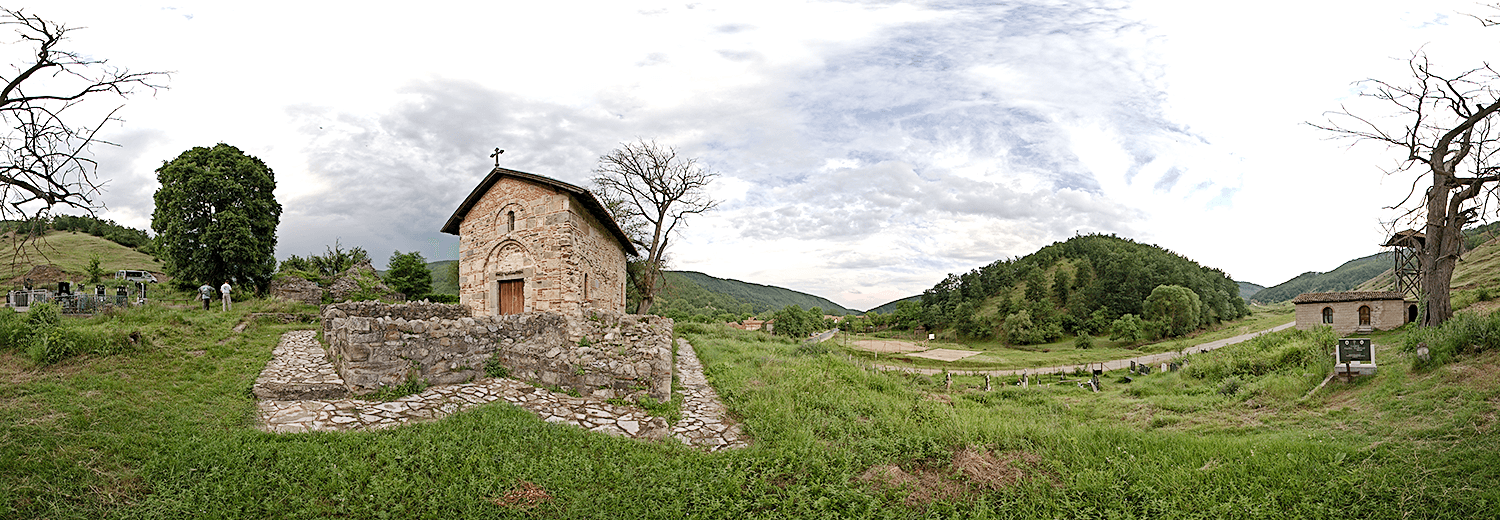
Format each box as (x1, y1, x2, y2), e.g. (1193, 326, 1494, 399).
(321, 303, 673, 402)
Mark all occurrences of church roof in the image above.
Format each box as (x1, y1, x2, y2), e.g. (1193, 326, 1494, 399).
(440, 167, 639, 256)
(1291, 291, 1407, 304)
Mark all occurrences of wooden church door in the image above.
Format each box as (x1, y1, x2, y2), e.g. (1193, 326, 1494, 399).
(498, 279, 524, 315)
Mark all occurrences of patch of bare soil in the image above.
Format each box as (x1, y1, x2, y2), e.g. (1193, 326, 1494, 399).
(1461, 299, 1500, 316)
(858, 447, 1056, 507)
(9, 264, 70, 286)
(491, 480, 553, 511)
(851, 339, 928, 354)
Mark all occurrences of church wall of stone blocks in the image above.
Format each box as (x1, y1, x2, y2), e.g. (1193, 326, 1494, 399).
(454, 176, 628, 318)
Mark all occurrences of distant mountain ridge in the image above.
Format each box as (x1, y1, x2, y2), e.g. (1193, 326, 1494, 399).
(1249, 252, 1392, 303)
(1237, 281, 1265, 300)
(867, 295, 920, 314)
(664, 271, 855, 315)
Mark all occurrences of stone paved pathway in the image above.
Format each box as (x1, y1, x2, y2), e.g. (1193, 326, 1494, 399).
(254, 330, 748, 451)
(670, 338, 749, 450)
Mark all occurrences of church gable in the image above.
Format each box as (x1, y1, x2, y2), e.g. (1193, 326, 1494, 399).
(444, 168, 632, 317)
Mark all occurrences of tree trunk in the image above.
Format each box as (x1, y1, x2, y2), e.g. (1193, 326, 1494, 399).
(634, 261, 659, 315)
(1421, 178, 1461, 326)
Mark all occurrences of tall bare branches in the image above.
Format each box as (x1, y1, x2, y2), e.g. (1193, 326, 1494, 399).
(1311, 51, 1500, 325)
(0, 7, 168, 236)
(592, 139, 718, 314)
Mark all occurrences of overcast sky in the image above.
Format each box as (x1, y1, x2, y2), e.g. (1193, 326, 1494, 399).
(13, 0, 1499, 310)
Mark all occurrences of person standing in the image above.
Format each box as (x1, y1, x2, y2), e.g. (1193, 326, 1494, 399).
(198, 283, 213, 311)
(220, 281, 232, 312)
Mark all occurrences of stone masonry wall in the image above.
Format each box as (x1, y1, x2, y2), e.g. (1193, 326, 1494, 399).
(322, 303, 672, 401)
(1294, 299, 1407, 335)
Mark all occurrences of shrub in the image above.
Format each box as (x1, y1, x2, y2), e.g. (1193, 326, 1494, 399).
(1217, 376, 1243, 396)
(26, 302, 62, 329)
(1403, 311, 1500, 369)
(1074, 333, 1094, 349)
(485, 356, 510, 378)
(26, 326, 75, 365)
(1109, 314, 1144, 343)
(0, 309, 27, 351)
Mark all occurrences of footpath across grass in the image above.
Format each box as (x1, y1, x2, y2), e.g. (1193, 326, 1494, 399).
(0, 303, 1496, 518)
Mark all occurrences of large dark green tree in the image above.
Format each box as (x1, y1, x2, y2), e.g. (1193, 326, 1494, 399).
(152, 144, 281, 292)
(384, 250, 432, 300)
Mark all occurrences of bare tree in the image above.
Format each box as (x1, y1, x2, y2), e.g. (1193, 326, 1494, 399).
(0, 7, 167, 237)
(1312, 52, 1500, 326)
(592, 139, 718, 314)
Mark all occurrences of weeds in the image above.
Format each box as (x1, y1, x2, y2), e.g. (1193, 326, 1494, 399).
(1403, 311, 1500, 369)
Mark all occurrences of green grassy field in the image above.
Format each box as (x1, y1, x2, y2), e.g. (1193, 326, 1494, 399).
(2, 298, 1496, 518)
(0, 231, 164, 285)
(846, 304, 1297, 371)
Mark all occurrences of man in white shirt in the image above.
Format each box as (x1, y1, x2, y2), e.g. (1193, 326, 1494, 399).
(220, 281, 232, 312)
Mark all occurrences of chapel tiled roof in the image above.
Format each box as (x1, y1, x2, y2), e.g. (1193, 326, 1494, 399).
(1291, 291, 1407, 304)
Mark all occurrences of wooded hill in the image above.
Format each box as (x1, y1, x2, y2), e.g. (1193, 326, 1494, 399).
(867, 295, 920, 315)
(912, 234, 1249, 343)
(1247, 252, 1393, 304)
(649, 270, 856, 321)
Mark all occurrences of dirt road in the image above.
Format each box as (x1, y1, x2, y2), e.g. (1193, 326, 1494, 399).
(869, 321, 1296, 377)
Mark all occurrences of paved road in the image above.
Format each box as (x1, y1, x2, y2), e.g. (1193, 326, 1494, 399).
(870, 321, 1296, 377)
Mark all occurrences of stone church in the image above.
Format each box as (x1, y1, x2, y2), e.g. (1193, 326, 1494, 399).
(441, 167, 636, 317)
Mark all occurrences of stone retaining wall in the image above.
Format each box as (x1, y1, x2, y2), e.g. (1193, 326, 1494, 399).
(321, 303, 672, 401)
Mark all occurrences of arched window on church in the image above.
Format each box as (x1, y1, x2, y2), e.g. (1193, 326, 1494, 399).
(1322, 307, 1333, 324)
(507, 211, 516, 233)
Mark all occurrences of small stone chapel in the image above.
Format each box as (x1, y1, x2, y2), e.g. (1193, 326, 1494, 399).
(441, 166, 637, 318)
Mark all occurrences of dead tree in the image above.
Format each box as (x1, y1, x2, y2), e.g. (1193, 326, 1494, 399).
(592, 139, 718, 314)
(0, 8, 167, 237)
(1313, 53, 1500, 326)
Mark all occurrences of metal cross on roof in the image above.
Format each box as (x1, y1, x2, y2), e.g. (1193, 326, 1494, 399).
(490, 148, 504, 167)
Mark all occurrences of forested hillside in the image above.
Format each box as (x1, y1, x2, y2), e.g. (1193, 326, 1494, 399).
(912, 234, 1249, 343)
(1249, 252, 1392, 303)
(427, 260, 458, 295)
(643, 271, 856, 323)
(1237, 281, 1265, 300)
(867, 295, 920, 314)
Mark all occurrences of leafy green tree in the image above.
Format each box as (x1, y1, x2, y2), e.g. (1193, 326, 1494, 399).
(84, 254, 105, 284)
(1054, 270, 1072, 305)
(151, 144, 281, 292)
(1143, 284, 1202, 338)
(1109, 313, 1144, 343)
(384, 251, 433, 300)
(772, 304, 815, 339)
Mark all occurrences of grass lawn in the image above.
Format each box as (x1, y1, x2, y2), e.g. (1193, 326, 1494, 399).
(1, 300, 1495, 518)
(842, 304, 1297, 371)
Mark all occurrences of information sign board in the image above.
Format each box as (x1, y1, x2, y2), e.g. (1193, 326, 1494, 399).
(1337, 338, 1373, 363)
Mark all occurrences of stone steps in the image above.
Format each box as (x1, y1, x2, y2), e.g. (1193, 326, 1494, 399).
(252, 330, 350, 400)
